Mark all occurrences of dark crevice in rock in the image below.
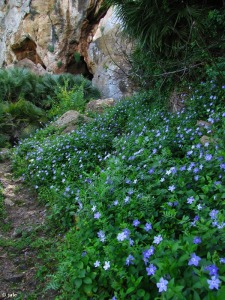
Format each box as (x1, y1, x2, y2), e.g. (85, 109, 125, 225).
(86, 1, 107, 25)
(66, 55, 93, 80)
(11, 38, 46, 69)
(63, 2, 108, 80)
(75, 3, 108, 78)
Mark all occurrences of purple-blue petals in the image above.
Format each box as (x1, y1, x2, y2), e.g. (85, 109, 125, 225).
(188, 253, 201, 266)
(144, 223, 152, 232)
(193, 237, 202, 244)
(143, 246, 155, 264)
(205, 264, 219, 276)
(126, 254, 135, 266)
(157, 277, 169, 292)
(146, 264, 157, 276)
(133, 219, 140, 227)
(207, 276, 221, 290)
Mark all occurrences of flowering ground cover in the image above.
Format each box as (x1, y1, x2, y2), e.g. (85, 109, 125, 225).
(13, 78, 225, 299)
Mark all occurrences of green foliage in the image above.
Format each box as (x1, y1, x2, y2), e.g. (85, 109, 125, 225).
(107, 0, 225, 102)
(0, 134, 10, 148)
(74, 52, 81, 63)
(0, 97, 46, 146)
(0, 68, 100, 107)
(47, 44, 55, 53)
(48, 80, 86, 118)
(57, 61, 63, 68)
(0, 68, 100, 147)
(108, 0, 224, 57)
(12, 74, 225, 298)
(0, 68, 40, 103)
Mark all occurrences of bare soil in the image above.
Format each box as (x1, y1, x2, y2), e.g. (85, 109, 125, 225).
(0, 160, 48, 299)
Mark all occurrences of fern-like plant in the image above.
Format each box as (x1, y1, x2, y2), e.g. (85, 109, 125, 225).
(106, 0, 223, 59)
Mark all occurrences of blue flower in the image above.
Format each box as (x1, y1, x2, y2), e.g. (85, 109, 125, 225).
(207, 276, 221, 290)
(133, 219, 140, 227)
(205, 265, 219, 276)
(193, 237, 202, 244)
(103, 261, 110, 270)
(205, 154, 213, 161)
(124, 196, 130, 203)
(193, 167, 199, 173)
(156, 277, 169, 292)
(209, 209, 219, 219)
(128, 238, 134, 246)
(220, 258, 225, 264)
(94, 212, 101, 219)
(148, 168, 155, 174)
(146, 264, 157, 276)
(126, 254, 135, 266)
(144, 223, 152, 232)
(117, 232, 127, 242)
(188, 253, 201, 266)
(143, 246, 155, 264)
(94, 260, 100, 267)
(153, 234, 163, 245)
(123, 228, 131, 238)
(187, 196, 195, 204)
(168, 185, 175, 192)
(97, 230, 106, 242)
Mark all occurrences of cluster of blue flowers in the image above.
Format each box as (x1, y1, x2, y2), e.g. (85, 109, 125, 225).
(13, 81, 225, 298)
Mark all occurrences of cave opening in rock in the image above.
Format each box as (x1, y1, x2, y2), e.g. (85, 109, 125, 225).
(66, 55, 93, 80)
(11, 38, 46, 68)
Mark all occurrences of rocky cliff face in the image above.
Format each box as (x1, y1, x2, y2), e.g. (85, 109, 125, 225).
(88, 7, 133, 99)
(0, 0, 133, 99)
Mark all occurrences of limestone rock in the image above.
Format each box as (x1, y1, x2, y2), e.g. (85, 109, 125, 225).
(88, 7, 134, 100)
(0, 0, 106, 74)
(197, 120, 212, 128)
(54, 110, 92, 133)
(0, 1, 134, 99)
(7, 58, 47, 75)
(169, 90, 186, 112)
(85, 98, 115, 114)
(4, 198, 14, 207)
(200, 135, 215, 145)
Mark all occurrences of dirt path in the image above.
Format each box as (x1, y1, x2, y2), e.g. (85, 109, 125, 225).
(0, 160, 47, 299)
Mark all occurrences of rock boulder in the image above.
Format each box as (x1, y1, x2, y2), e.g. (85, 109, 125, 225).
(54, 110, 92, 133)
(85, 98, 115, 114)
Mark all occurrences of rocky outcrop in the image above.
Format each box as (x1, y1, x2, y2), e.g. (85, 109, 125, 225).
(0, 0, 106, 74)
(7, 58, 47, 75)
(88, 7, 134, 99)
(85, 98, 115, 114)
(54, 110, 92, 133)
(0, 1, 133, 99)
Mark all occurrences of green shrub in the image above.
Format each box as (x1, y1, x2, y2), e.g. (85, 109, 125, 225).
(0, 68, 100, 108)
(48, 80, 86, 118)
(57, 61, 63, 68)
(47, 45, 54, 53)
(12, 74, 225, 299)
(0, 68, 39, 103)
(74, 52, 81, 63)
(107, 1, 225, 104)
(0, 68, 100, 147)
